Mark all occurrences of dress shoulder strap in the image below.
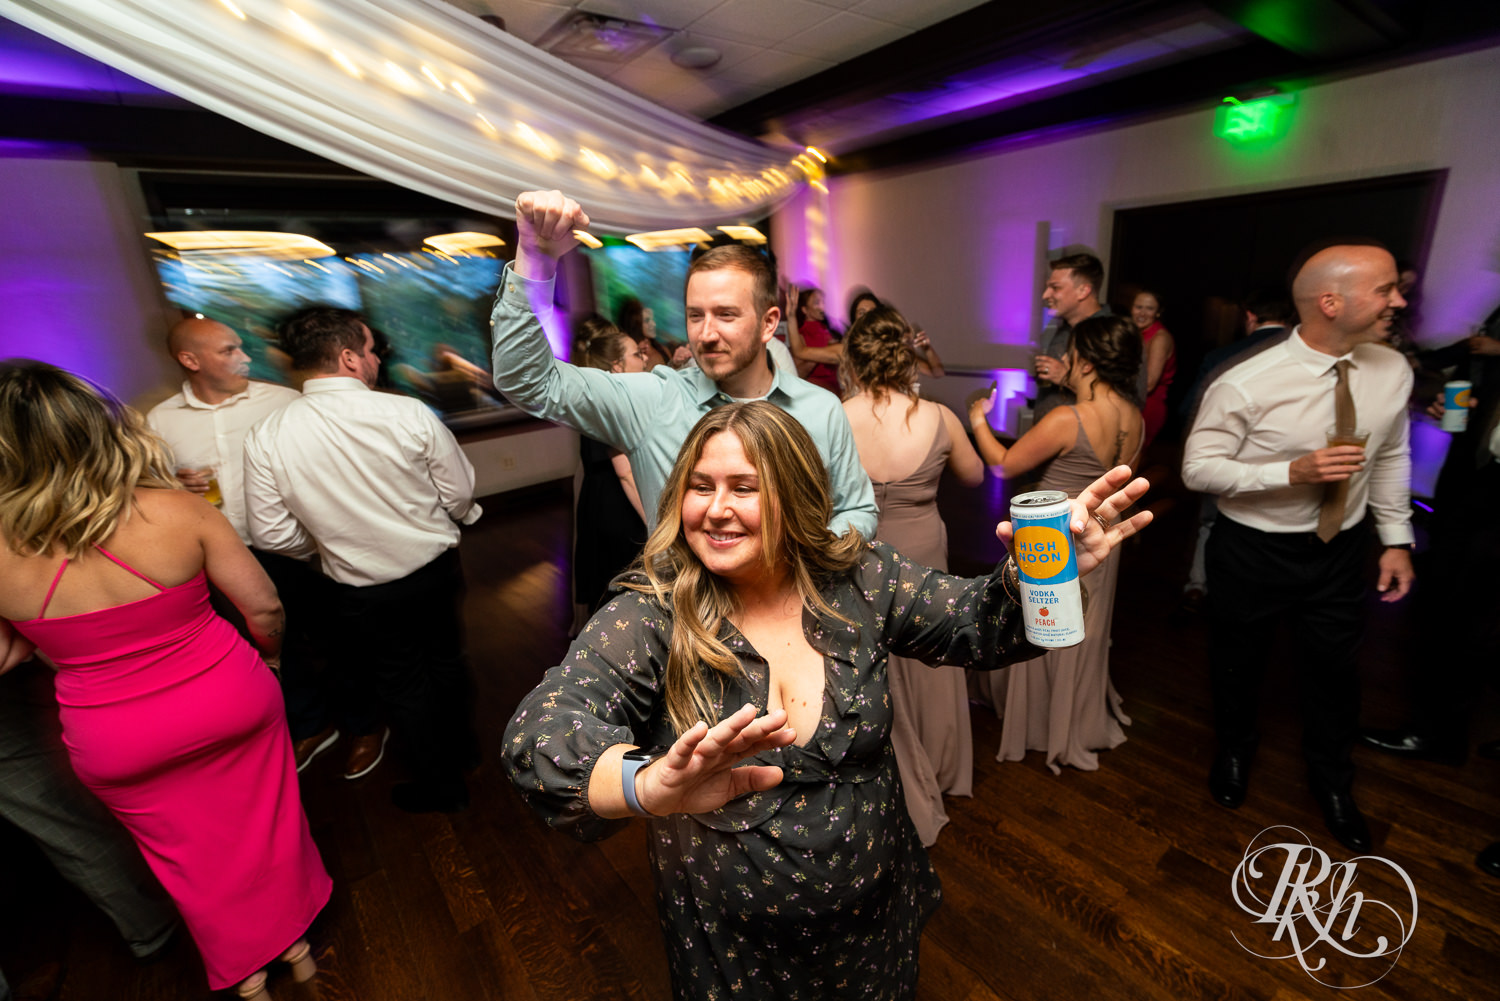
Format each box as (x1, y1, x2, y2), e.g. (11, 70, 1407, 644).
(94, 546, 167, 591)
(1066, 405, 1089, 448)
(37, 557, 70, 618)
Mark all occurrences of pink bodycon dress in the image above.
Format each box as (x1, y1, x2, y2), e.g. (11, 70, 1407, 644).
(13, 547, 331, 989)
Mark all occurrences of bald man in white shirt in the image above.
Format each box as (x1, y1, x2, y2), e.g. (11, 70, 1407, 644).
(144, 319, 353, 769)
(244, 307, 482, 814)
(147, 318, 300, 532)
(1183, 243, 1415, 854)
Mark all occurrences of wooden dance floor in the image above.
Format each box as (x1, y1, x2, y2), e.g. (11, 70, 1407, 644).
(3, 461, 1497, 1000)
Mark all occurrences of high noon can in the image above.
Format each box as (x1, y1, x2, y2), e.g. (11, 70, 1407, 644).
(1010, 489, 1085, 649)
(1442, 380, 1473, 433)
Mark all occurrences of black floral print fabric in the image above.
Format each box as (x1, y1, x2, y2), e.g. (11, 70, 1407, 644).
(504, 542, 1036, 1000)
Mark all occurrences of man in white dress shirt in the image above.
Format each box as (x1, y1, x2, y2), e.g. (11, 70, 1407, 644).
(144, 319, 360, 773)
(1182, 243, 1415, 853)
(147, 318, 300, 527)
(244, 307, 483, 813)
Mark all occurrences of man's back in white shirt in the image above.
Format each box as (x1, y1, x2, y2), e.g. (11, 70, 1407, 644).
(243, 378, 482, 587)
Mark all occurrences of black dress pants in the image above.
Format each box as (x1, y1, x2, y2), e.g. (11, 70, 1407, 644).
(333, 548, 475, 791)
(1206, 514, 1369, 794)
(251, 550, 380, 742)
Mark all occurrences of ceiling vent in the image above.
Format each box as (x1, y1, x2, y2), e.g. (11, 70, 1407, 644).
(536, 12, 674, 64)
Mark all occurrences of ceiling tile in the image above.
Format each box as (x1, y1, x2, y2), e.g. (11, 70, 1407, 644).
(608, 59, 741, 114)
(716, 46, 838, 88)
(850, 0, 988, 30)
(686, 0, 839, 47)
(468, 0, 575, 44)
(778, 10, 907, 62)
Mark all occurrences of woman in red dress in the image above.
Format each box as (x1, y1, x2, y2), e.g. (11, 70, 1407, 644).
(1132, 290, 1176, 447)
(794, 286, 843, 393)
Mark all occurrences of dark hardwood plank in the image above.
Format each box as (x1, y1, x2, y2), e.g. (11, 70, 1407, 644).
(422, 821, 495, 935)
(4, 471, 1497, 1001)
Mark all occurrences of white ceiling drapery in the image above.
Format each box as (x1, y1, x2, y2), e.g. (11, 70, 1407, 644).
(0, 0, 808, 230)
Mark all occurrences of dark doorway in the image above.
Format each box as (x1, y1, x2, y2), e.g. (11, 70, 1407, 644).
(1107, 169, 1446, 437)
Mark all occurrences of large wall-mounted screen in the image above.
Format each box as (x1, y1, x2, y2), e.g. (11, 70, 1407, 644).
(138, 172, 518, 430)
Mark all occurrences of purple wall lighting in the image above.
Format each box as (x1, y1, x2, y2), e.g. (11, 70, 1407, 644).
(0, 155, 168, 405)
(988, 368, 1034, 441)
(1408, 417, 1450, 499)
(0, 139, 87, 158)
(771, 185, 823, 305)
(0, 19, 167, 100)
(0, 274, 140, 394)
(982, 218, 1045, 354)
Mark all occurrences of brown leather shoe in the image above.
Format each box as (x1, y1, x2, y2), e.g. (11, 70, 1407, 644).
(293, 725, 340, 773)
(344, 728, 390, 780)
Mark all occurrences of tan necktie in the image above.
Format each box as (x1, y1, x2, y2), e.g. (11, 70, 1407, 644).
(1316, 360, 1355, 543)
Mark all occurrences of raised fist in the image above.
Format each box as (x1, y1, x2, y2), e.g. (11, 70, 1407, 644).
(514, 190, 590, 264)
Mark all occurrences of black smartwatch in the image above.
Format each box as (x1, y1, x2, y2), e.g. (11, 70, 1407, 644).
(620, 748, 661, 817)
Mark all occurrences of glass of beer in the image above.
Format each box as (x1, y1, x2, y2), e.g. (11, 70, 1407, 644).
(179, 463, 223, 506)
(1325, 427, 1371, 449)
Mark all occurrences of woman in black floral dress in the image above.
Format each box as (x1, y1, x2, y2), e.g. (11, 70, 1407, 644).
(503, 401, 1150, 1000)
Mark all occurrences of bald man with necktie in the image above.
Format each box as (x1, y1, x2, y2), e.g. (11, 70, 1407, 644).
(1182, 243, 1416, 853)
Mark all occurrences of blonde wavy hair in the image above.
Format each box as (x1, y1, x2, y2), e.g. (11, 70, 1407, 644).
(0, 360, 179, 559)
(623, 401, 865, 735)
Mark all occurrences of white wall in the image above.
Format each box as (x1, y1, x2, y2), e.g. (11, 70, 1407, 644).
(776, 44, 1500, 370)
(466, 425, 579, 496)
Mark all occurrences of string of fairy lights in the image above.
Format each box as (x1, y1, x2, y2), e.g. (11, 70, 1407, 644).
(198, 0, 828, 222)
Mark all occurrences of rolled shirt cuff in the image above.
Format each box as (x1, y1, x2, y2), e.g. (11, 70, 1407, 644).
(1376, 522, 1415, 548)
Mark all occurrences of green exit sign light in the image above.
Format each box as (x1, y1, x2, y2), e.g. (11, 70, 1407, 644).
(1214, 94, 1296, 144)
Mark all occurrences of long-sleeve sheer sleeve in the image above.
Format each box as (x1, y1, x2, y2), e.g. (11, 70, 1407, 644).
(502, 590, 671, 842)
(857, 543, 1039, 670)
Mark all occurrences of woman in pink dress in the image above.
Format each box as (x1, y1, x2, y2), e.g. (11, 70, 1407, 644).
(0, 360, 331, 999)
(1131, 290, 1176, 447)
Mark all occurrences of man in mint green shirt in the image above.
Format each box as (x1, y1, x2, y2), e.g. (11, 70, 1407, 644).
(490, 189, 877, 539)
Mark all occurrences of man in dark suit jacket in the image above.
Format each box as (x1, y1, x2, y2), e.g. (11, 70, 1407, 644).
(1179, 290, 1297, 608)
(1361, 309, 1500, 765)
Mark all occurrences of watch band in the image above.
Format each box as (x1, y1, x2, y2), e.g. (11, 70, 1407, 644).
(620, 750, 656, 817)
